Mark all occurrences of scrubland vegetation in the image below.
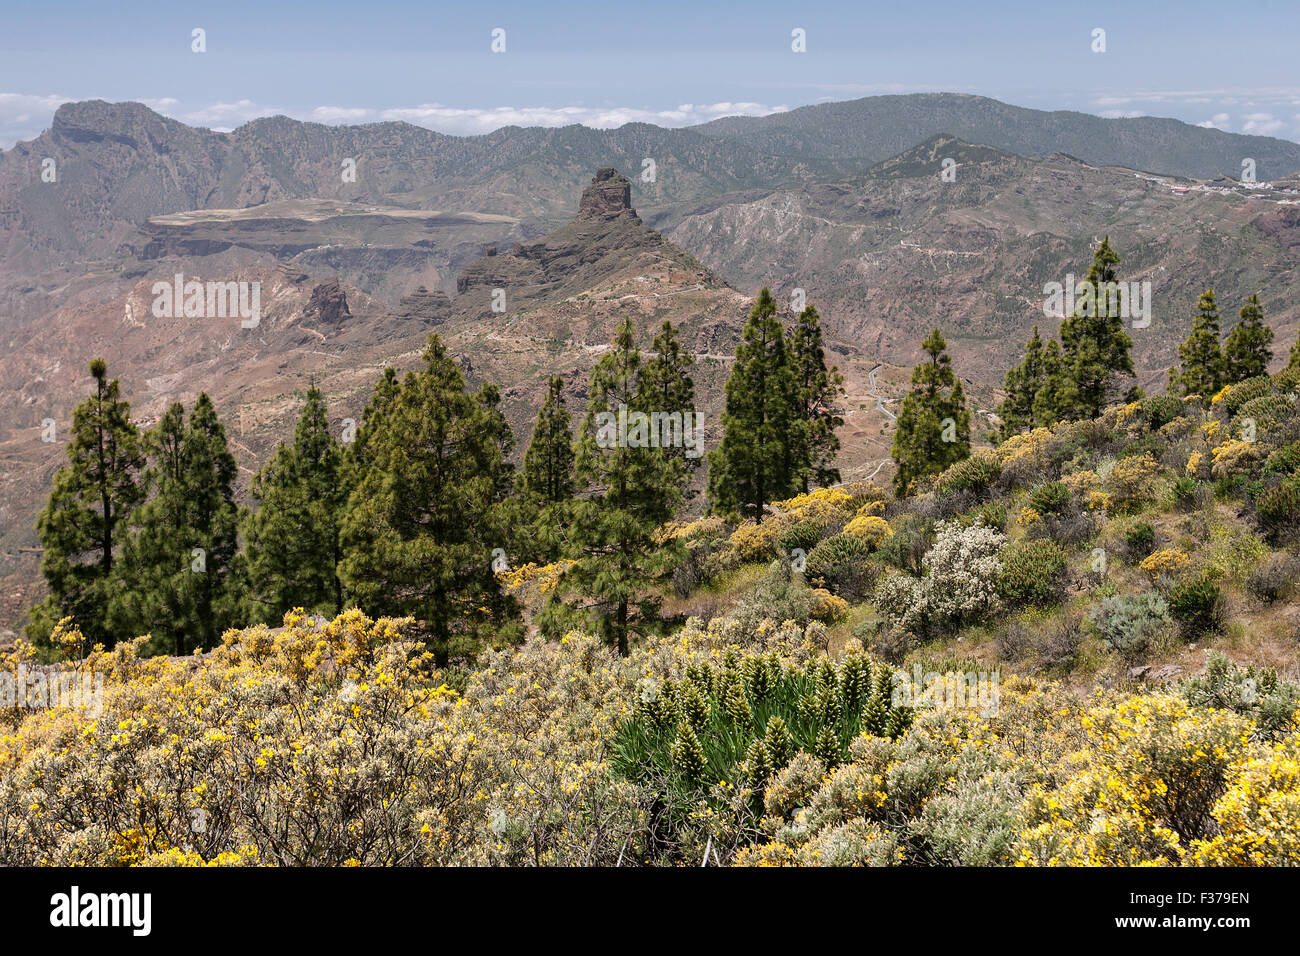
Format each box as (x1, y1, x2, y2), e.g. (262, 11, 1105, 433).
(6, 240, 1300, 867)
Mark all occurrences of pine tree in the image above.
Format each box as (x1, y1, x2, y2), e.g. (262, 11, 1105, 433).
(997, 326, 1045, 437)
(476, 380, 516, 501)
(29, 359, 144, 648)
(515, 376, 577, 562)
(108, 403, 186, 651)
(240, 386, 346, 624)
(112, 395, 240, 654)
(641, 320, 700, 483)
(708, 288, 801, 520)
(560, 319, 685, 655)
(1033, 339, 1070, 426)
(1176, 289, 1226, 397)
(1059, 237, 1135, 419)
(339, 335, 520, 666)
(790, 304, 845, 491)
(519, 377, 576, 503)
(1223, 293, 1273, 383)
(890, 330, 970, 495)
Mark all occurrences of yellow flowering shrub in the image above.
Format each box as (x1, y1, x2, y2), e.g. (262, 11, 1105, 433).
(1107, 452, 1160, 507)
(4, 607, 1298, 868)
(654, 515, 726, 545)
(1210, 438, 1260, 478)
(1186, 450, 1204, 477)
(1060, 470, 1098, 496)
(726, 518, 788, 564)
(808, 588, 849, 624)
(498, 560, 574, 593)
(841, 514, 893, 549)
(1086, 490, 1112, 513)
(997, 428, 1054, 465)
(1017, 507, 1042, 528)
(1015, 695, 1254, 866)
(1211, 384, 1232, 406)
(772, 487, 855, 527)
(1140, 548, 1193, 581)
(855, 499, 886, 517)
(843, 480, 890, 511)
(1189, 734, 1300, 865)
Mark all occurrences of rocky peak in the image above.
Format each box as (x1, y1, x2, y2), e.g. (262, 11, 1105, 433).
(303, 279, 351, 325)
(576, 168, 635, 221)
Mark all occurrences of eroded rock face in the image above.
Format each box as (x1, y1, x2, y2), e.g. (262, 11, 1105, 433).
(577, 168, 634, 221)
(303, 279, 352, 324)
(389, 285, 451, 325)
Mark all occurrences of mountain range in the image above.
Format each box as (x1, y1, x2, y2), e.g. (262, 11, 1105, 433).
(3, 92, 1300, 633)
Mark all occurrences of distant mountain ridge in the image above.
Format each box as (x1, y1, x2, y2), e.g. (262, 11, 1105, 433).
(693, 93, 1300, 181)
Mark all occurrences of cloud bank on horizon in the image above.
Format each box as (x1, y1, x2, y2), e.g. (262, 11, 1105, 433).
(3, 0, 1300, 151)
(4, 90, 1300, 154)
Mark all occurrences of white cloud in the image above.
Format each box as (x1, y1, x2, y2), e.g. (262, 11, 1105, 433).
(1, 95, 788, 148)
(176, 99, 285, 129)
(1197, 113, 1231, 130)
(1098, 109, 1146, 119)
(313, 101, 786, 134)
(1241, 112, 1284, 136)
(0, 92, 75, 146)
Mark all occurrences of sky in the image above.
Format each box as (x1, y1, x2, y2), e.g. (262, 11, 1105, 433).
(2, 0, 1299, 149)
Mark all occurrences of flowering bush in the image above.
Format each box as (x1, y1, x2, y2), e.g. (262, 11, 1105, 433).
(1211, 438, 1261, 478)
(4, 607, 1297, 868)
(1107, 452, 1160, 508)
(808, 588, 849, 624)
(1140, 548, 1193, 582)
(726, 519, 787, 564)
(875, 520, 1005, 635)
(841, 514, 893, 549)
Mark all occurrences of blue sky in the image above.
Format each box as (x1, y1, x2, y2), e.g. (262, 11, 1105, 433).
(2, 0, 1298, 148)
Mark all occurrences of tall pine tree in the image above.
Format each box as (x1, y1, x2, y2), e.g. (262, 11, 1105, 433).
(641, 320, 700, 482)
(519, 377, 576, 503)
(1033, 339, 1071, 426)
(997, 325, 1045, 437)
(890, 330, 970, 495)
(339, 335, 520, 666)
(240, 386, 346, 624)
(1176, 289, 1226, 397)
(790, 304, 845, 491)
(559, 319, 685, 654)
(1223, 293, 1273, 383)
(515, 376, 577, 562)
(111, 394, 240, 654)
(708, 289, 802, 521)
(1058, 237, 1135, 419)
(29, 359, 144, 648)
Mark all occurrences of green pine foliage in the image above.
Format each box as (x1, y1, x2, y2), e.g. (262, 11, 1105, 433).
(890, 330, 971, 495)
(515, 376, 577, 562)
(708, 289, 803, 520)
(1057, 237, 1135, 419)
(1176, 289, 1226, 397)
(997, 326, 1044, 437)
(339, 335, 521, 666)
(554, 319, 688, 654)
(1223, 293, 1273, 383)
(240, 386, 347, 625)
(790, 305, 846, 491)
(29, 359, 145, 649)
(641, 320, 700, 480)
(111, 394, 240, 654)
